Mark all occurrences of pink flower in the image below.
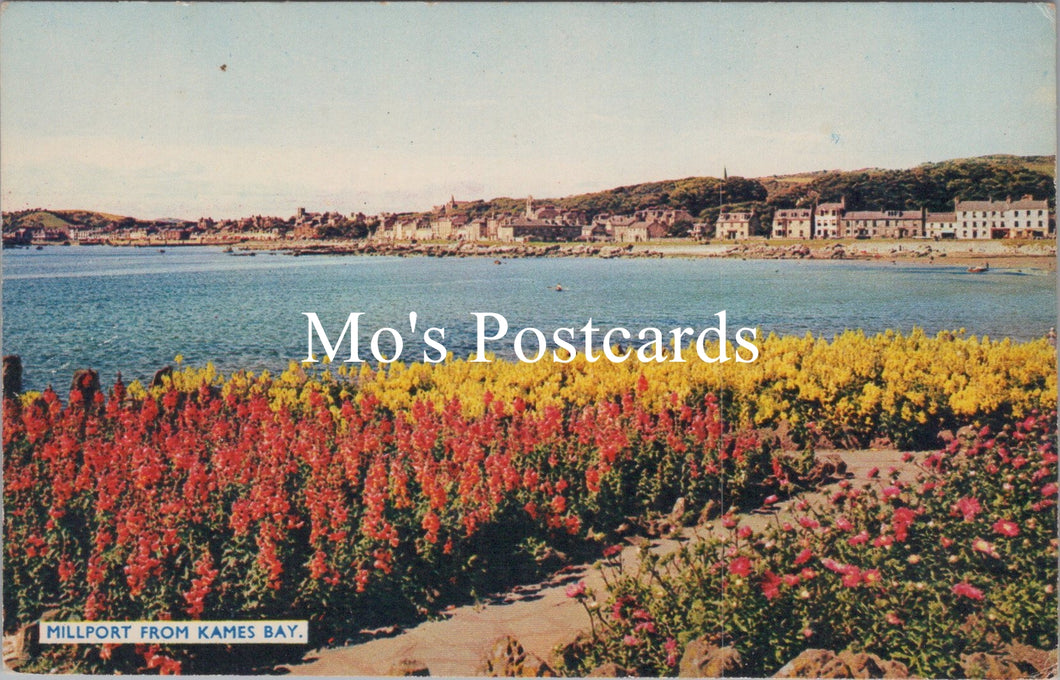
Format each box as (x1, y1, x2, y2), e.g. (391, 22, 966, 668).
(622, 635, 640, 647)
(841, 566, 862, 588)
(602, 544, 623, 558)
(873, 535, 894, 548)
(953, 496, 981, 521)
(798, 517, 820, 530)
(565, 581, 587, 598)
(764, 494, 779, 505)
(782, 573, 801, 587)
(634, 621, 656, 634)
(821, 558, 844, 574)
(882, 486, 901, 499)
(992, 519, 1019, 537)
(866, 467, 879, 479)
(664, 638, 679, 667)
(972, 538, 999, 558)
(835, 517, 854, 532)
(848, 531, 870, 546)
(952, 581, 984, 600)
(794, 548, 813, 565)
(737, 525, 753, 539)
(1042, 482, 1058, 498)
(885, 612, 903, 626)
(862, 569, 881, 586)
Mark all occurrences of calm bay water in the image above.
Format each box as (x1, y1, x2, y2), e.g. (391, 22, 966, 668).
(2, 245, 1056, 392)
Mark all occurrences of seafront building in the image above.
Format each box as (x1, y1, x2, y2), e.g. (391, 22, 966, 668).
(771, 208, 813, 239)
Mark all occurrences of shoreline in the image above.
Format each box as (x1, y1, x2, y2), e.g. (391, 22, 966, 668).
(15, 237, 1057, 271)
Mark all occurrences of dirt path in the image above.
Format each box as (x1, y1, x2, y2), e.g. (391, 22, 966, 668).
(281, 449, 914, 676)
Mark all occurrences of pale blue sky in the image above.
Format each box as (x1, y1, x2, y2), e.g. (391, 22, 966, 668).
(1, 2, 1055, 219)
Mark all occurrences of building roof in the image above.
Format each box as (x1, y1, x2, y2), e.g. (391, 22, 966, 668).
(955, 200, 1000, 212)
(843, 211, 889, 220)
(775, 209, 812, 218)
(1009, 198, 1049, 210)
(925, 212, 956, 223)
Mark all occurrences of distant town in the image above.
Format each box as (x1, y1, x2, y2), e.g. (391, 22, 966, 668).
(4, 193, 1054, 249)
(4, 156, 1056, 247)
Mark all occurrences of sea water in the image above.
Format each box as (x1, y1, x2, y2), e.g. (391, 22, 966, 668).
(2, 245, 1055, 392)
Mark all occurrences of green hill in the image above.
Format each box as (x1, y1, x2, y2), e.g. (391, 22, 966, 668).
(439, 155, 1055, 223)
(2, 209, 133, 233)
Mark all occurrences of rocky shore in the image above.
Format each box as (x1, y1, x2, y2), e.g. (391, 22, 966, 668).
(234, 237, 1056, 270)
(268, 240, 667, 259)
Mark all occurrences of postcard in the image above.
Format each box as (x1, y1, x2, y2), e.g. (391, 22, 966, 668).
(2, 2, 1057, 677)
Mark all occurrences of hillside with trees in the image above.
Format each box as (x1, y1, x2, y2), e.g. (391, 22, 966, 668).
(438, 155, 1054, 228)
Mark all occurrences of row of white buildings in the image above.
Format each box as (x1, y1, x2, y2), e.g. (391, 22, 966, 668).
(378, 194, 1053, 244)
(770, 196, 1052, 240)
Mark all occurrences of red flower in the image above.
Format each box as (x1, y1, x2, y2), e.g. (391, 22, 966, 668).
(1042, 482, 1058, 498)
(992, 519, 1019, 537)
(952, 581, 984, 600)
(728, 556, 753, 577)
(763, 494, 778, 505)
(760, 570, 781, 600)
(794, 548, 812, 565)
(737, 525, 753, 539)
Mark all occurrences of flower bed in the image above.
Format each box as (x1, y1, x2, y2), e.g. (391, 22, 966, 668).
(559, 412, 1058, 677)
(4, 372, 792, 674)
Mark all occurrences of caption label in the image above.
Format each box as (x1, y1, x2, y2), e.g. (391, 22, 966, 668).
(41, 621, 308, 644)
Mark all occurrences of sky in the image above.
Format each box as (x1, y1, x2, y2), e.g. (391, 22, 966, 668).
(1, 2, 1055, 219)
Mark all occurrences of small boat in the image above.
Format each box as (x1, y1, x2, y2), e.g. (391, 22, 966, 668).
(35, 245, 43, 250)
(158, 249, 165, 253)
(967, 263, 989, 273)
(555, 284, 563, 292)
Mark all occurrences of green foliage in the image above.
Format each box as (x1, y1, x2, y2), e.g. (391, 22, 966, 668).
(763, 155, 1056, 212)
(560, 413, 1059, 677)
